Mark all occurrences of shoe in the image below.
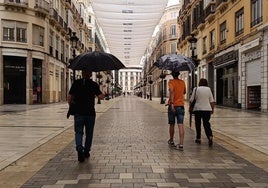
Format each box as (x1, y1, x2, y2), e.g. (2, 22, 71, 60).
(84, 152, 90, 158)
(168, 139, 176, 147)
(78, 151, 85, 162)
(176, 144, 183, 150)
(195, 139, 201, 144)
(208, 137, 213, 147)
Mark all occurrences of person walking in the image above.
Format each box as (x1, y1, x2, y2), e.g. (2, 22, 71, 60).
(189, 78, 215, 147)
(68, 71, 105, 162)
(167, 71, 186, 150)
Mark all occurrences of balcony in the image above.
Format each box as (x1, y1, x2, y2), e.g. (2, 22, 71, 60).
(4, 0, 28, 11)
(205, 3, 216, 23)
(216, 0, 228, 13)
(34, 0, 49, 16)
(49, 8, 58, 25)
(205, 3, 216, 18)
(169, 33, 178, 39)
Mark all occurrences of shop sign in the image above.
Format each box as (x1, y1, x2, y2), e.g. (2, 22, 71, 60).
(239, 38, 260, 53)
(242, 50, 261, 62)
(213, 50, 238, 67)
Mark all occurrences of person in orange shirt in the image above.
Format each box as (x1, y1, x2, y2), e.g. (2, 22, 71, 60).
(167, 71, 186, 150)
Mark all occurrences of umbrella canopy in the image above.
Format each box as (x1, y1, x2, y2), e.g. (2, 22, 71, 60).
(155, 54, 195, 72)
(68, 51, 125, 72)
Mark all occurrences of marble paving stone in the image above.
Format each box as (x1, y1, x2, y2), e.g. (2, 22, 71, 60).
(1, 97, 268, 188)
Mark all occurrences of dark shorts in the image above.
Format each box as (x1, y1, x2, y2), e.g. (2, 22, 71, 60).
(168, 106, 185, 125)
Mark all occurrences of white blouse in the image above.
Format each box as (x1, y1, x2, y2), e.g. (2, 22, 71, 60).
(190, 86, 215, 111)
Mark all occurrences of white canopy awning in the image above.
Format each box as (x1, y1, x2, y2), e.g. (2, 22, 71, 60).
(91, 0, 169, 68)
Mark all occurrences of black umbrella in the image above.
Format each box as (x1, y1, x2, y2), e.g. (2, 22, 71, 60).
(154, 54, 195, 72)
(68, 51, 125, 72)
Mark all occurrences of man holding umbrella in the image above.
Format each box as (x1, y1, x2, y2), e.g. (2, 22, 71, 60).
(68, 70, 105, 162)
(167, 71, 186, 150)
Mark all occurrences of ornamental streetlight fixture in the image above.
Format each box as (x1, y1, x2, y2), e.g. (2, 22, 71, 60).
(159, 70, 166, 104)
(70, 32, 79, 82)
(188, 34, 199, 92)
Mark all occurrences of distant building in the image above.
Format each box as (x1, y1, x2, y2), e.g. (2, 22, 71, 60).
(119, 68, 142, 94)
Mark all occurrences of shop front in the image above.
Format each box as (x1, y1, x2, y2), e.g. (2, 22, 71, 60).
(33, 59, 42, 104)
(3, 56, 26, 104)
(214, 50, 239, 108)
(242, 48, 262, 110)
(239, 37, 262, 111)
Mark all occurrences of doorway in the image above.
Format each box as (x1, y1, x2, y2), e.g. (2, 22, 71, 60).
(4, 56, 26, 104)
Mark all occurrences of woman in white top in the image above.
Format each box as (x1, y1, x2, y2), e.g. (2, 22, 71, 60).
(189, 78, 215, 146)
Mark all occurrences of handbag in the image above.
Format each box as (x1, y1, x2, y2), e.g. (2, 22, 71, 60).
(189, 87, 197, 112)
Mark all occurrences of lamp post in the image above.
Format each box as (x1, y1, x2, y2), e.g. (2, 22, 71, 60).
(148, 79, 153, 101)
(188, 34, 198, 92)
(106, 77, 111, 100)
(111, 82, 114, 98)
(70, 32, 79, 82)
(148, 73, 153, 101)
(96, 72, 102, 104)
(159, 70, 166, 104)
(143, 79, 147, 99)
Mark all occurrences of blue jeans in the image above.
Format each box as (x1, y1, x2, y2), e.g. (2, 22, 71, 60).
(74, 115, 96, 153)
(168, 106, 185, 124)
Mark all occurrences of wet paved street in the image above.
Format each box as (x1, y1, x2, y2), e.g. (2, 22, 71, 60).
(0, 96, 268, 187)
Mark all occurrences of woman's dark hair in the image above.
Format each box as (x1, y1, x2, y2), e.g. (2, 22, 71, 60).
(171, 71, 180, 78)
(198, 78, 208, 86)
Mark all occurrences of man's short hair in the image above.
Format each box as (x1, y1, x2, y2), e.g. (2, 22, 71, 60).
(82, 71, 92, 78)
(171, 71, 180, 77)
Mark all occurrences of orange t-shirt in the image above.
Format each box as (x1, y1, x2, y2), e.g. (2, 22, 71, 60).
(168, 79, 186, 106)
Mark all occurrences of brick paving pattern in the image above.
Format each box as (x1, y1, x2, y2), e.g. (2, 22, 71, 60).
(21, 97, 268, 188)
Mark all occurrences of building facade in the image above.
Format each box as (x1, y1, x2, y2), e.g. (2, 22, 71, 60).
(142, 4, 180, 102)
(119, 68, 142, 95)
(0, 0, 100, 105)
(177, 0, 268, 112)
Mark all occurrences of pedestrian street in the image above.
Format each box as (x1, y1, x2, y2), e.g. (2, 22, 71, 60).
(0, 96, 268, 187)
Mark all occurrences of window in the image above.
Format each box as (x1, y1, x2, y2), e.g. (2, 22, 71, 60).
(170, 24, 176, 38)
(251, 0, 262, 27)
(2, 20, 27, 43)
(220, 21, 226, 44)
(49, 31, 53, 55)
(235, 8, 244, 36)
(202, 36, 207, 54)
(61, 40, 64, 61)
(209, 29, 215, 50)
(171, 43, 177, 54)
(32, 24, 44, 46)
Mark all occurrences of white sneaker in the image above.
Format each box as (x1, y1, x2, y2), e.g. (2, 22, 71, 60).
(176, 144, 183, 150)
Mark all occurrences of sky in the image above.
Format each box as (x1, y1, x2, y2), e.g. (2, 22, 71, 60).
(167, 0, 180, 7)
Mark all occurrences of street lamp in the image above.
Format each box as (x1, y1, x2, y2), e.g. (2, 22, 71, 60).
(106, 77, 111, 100)
(111, 82, 114, 98)
(159, 70, 166, 104)
(143, 78, 147, 99)
(188, 34, 198, 92)
(70, 32, 79, 82)
(96, 72, 102, 104)
(148, 77, 153, 101)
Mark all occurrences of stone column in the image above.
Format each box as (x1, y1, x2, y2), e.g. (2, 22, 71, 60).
(26, 51, 33, 105)
(0, 50, 3, 105)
